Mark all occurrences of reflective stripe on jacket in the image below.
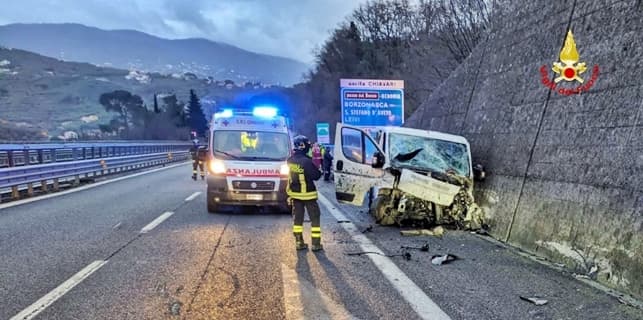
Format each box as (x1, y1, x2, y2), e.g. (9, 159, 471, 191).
(287, 151, 322, 200)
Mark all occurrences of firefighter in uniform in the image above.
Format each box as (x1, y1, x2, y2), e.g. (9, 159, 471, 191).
(190, 140, 207, 180)
(287, 135, 323, 251)
(196, 145, 207, 180)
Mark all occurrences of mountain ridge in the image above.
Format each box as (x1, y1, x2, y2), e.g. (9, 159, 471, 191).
(0, 23, 309, 85)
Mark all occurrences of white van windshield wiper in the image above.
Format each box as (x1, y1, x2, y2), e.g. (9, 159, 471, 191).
(213, 149, 241, 160)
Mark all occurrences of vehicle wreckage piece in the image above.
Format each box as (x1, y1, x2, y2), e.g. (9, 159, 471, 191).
(371, 169, 485, 230)
(400, 226, 444, 237)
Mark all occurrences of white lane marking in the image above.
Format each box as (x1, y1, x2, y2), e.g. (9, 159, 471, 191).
(10, 260, 108, 320)
(140, 211, 174, 233)
(0, 162, 189, 211)
(318, 194, 452, 320)
(185, 191, 201, 202)
(281, 263, 360, 320)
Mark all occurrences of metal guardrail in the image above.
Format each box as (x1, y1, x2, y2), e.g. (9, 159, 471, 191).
(0, 141, 191, 168)
(0, 141, 192, 200)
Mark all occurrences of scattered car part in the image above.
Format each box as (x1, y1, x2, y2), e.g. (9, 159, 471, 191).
(431, 254, 459, 265)
(519, 296, 548, 306)
(400, 226, 445, 237)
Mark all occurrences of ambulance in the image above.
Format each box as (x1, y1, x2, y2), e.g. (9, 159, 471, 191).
(206, 106, 293, 213)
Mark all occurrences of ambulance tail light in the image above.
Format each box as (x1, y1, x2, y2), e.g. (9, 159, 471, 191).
(280, 163, 290, 176)
(209, 159, 226, 174)
(253, 106, 278, 118)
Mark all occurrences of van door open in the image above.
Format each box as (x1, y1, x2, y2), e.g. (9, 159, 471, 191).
(333, 123, 385, 206)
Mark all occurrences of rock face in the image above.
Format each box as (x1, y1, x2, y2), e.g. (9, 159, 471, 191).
(405, 0, 642, 299)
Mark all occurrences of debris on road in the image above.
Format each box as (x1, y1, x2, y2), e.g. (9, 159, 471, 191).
(361, 225, 373, 233)
(471, 228, 490, 236)
(169, 301, 182, 316)
(587, 265, 598, 278)
(401, 243, 430, 252)
(431, 254, 459, 265)
(401, 226, 444, 237)
(519, 296, 548, 306)
(346, 251, 413, 261)
(337, 219, 351, 223)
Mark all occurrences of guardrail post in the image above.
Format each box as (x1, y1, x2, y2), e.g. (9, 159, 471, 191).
(51, 149, 57, 163)
(73, 175, 80, 186)
(53, 178, 60, 191)
(11, 186, 20, 200)
(27, 183, 34, 196)
(23, 149, 30, 165)
(7, 151, 14, 167)
(41, 180, 48, 193)
(37, 150, 44, 164)
(82, 148, 87, 160)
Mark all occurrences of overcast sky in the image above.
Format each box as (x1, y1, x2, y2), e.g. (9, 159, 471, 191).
(0, 0, 367, 64)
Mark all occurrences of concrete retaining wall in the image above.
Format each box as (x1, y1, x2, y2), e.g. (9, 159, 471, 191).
(405, 0, 642, 299)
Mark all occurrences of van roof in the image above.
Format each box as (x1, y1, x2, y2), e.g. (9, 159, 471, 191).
(211, 114, 289, 133)
(379, 126, 469, 145)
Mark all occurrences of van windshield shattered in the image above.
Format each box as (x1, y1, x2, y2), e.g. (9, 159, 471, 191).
(389, 133, 471, 177)
(212, 130, 290, 161)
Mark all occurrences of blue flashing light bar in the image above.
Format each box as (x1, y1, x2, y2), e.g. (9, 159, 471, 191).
(214, 109, 234, 118)
(252, 106, 278, 118)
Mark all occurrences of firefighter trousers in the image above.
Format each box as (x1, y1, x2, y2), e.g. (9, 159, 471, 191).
(292, 199, 321, 245)
(192, 160, 205, 179)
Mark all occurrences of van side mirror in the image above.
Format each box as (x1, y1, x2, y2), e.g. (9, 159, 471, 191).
(372, 151, 385, 169)
(473, 164, 486, 181)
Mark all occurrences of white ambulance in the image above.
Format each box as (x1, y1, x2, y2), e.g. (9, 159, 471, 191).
(206, 106, 293, 213)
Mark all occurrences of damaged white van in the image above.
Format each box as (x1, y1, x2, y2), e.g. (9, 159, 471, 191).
(333, 123, 486, 229)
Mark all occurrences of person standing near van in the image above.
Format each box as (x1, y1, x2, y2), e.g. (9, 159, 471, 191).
(322, 145, 333, 181)
(311, 142, 322, 170)
(287, 135, 323, 251)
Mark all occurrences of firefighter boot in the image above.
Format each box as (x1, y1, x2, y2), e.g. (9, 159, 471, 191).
(311, 238, 323, 252)
(294, 234, 308, 250)
(192, 174, 197, 181)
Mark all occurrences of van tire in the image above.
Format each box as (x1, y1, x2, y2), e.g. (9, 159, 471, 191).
(372, 195, 396, 225)
(207, 198, 218, 214)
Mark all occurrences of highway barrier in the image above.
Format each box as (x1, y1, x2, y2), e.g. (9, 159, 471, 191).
(0, 141, 192, 200)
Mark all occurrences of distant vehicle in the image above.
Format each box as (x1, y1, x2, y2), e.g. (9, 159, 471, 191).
(206, 106, 293, 213)
(332, 124, 486, 229)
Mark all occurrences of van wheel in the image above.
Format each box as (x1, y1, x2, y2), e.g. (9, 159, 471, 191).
(207, 198, 218, 214)
(372, 195, 396, 225)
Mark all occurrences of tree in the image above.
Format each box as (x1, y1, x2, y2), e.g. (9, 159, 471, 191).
(187, 89, 208, 137)
(153, 94, 160, 114)
(428, 0, 491, 63)
(162, 94, 186, 127)
(99, 90, 148, 138)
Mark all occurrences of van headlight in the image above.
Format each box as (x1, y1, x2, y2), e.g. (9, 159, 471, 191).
(209, 159, 226, 174)
(280, 163, 290, 176)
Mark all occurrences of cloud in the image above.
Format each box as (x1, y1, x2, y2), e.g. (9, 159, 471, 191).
(0, 0, 367, 63)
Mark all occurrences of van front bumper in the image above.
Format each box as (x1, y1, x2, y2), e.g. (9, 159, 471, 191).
(207, 175, 289, 207)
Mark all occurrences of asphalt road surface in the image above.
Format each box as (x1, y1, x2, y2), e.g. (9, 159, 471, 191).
(0, 164, 640, 320)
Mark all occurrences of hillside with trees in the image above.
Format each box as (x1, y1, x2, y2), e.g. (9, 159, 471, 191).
(288, 0, 490, 139)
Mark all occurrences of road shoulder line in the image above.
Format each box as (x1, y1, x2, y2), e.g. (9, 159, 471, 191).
(317, 193, 452, 320)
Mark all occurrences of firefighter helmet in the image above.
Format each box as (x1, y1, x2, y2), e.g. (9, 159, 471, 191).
(293, 135, 311, 153)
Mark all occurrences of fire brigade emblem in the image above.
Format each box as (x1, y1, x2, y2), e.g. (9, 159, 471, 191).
(540, 29, 599, 96)
(552, 30, 586, 83)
